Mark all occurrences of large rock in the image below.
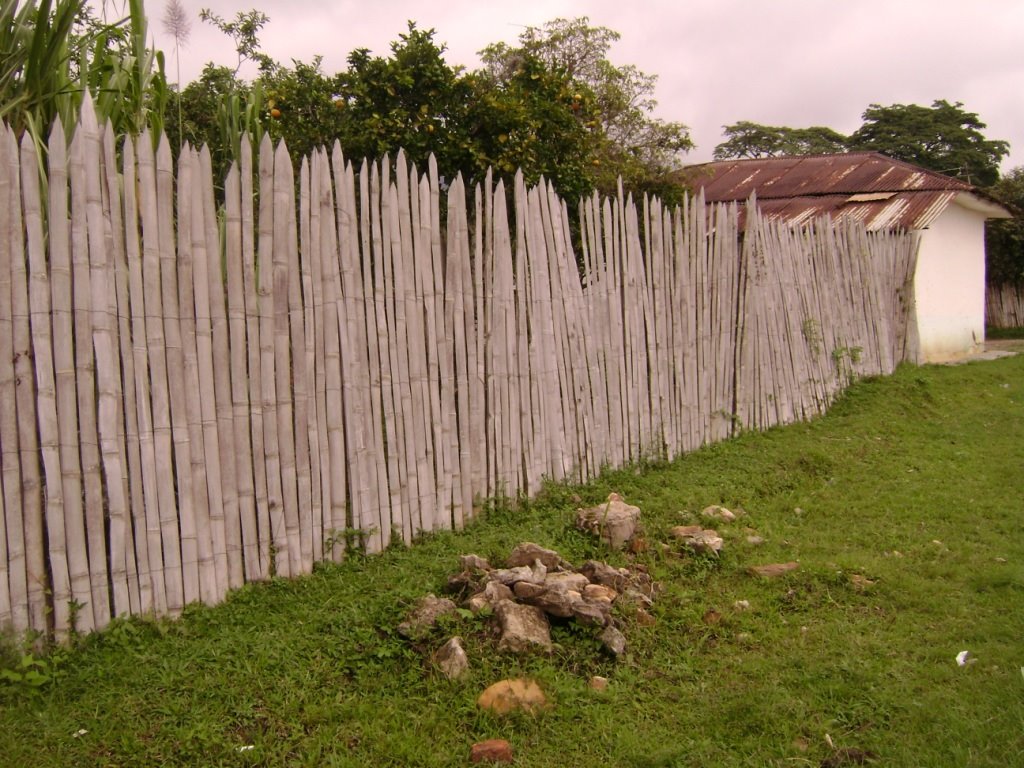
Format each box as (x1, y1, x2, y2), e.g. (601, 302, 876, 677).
(576, 493, 641, 549)
(572, 600, 610, 626)
(506, 542, 570, 570)
(523, 588, 583, 618)
(466, 581, 515, 613)
(477, 678, 549, 714)
(470, 739, 514, 764)
(434, 636, 469, 680)
(701, 504, 737, 522)
(490, 560, 547, 587)
(460, 554, 493, 572)
(544, 571, 591, 593)
(494, 599, 552, 652)
(583, 584, 618, 604)
(578, 560, 630, 591)
(672, 525, 724, 556)
(397, 594, 458, 639)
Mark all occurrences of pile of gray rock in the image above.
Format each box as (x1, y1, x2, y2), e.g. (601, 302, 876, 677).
(397, 540, 659, 679)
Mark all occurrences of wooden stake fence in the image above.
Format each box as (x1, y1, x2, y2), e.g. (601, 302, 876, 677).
(0, 103, 919, 637)
(986, 282, 1024, 328)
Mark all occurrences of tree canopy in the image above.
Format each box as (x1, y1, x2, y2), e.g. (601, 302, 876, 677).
(713, 121, 848, 160)
(480, 17, 692, 201)
(714, 100, 1010, 189)
(848, 100, 1008, 187)
(168, 15, 690, 204)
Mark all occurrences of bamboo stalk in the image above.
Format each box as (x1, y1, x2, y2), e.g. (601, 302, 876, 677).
(367, 160, 398, 550)
(341, 157, 378, 549)
(303, 153, 328, 562)
(183, 146, 229, 602)
(272, 141, 302, 573)
(21, 132, 71, 637)
(287, 152, 314, 574)
(319, 147, 347, 559)
(131, 134, 170, 612)
(0, 125, 28, 633)
(224, 160, 261, 582)
(175, 144, 217, 606)
(257, 135, 288, 577)
(102, 124, 140, 617)
(239, 134, 270, 580)
(9, 125, 49, 635)
(45, 119, 94, 631)
(66, 122, 111, 631)
(198, 146, 243, 590)
(120, 135, 158, 614)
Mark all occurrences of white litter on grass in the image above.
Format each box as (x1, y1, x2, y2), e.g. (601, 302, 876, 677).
(237, 745, 255, 753)
(956, 650, 971, 666)
(72, 729, 87, 738)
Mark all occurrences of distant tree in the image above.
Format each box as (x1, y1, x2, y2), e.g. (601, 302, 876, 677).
(985, 167, 1024, 285)
(479, 17, 692, 201)
(714, 121, 848, 159)
(848, 100, 1009, 186)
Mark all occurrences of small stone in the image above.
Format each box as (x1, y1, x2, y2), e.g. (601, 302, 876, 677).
(745, 535, 765, 546)
(583, 584, 618, 603)
(748, 562, 800, 578)
(588, 675, 609, 692)
(576, 494, 641, 549)
(702, 608, 722, 625)
(635, 608, 656, 626)
(578, 561, 629, 590)
(600, 625, 628, 656)
(628, 536, 649, 553)
(470, 739, 513, 764)
(733, 599, 751, 611)
(397, 594, 458, 639)
(506, 542, 569, 570)
(736, 632, 753, 644)
(849, 574, 875, 590)
(619, 587, 653, 610)
(477, 679, 549, 714)
(434, 636, 469, 680)
(460, 554, 493, 572)
(702, 504, 736, 522)
(494, 600, 552, 652)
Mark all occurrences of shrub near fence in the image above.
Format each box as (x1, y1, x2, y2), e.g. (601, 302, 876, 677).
(0, 99, 919, 639)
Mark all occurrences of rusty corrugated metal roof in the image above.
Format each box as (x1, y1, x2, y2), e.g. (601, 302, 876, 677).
(681, 152, 981, 230)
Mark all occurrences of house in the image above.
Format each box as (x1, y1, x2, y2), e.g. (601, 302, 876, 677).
(682, 152, 1011, 363)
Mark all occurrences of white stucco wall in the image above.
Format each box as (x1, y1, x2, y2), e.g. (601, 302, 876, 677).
(912, 201, 987, 362)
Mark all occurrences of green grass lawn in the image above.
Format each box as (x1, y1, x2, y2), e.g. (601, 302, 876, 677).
(2, 356, 1023, 767)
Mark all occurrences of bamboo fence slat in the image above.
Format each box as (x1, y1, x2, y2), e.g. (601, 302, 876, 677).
(46, 120, 93, 632)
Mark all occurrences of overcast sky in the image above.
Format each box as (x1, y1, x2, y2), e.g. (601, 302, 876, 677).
(133, 0, 1024, 172)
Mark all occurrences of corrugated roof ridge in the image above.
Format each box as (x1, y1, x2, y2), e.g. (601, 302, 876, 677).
(688, 151, 971, 192)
